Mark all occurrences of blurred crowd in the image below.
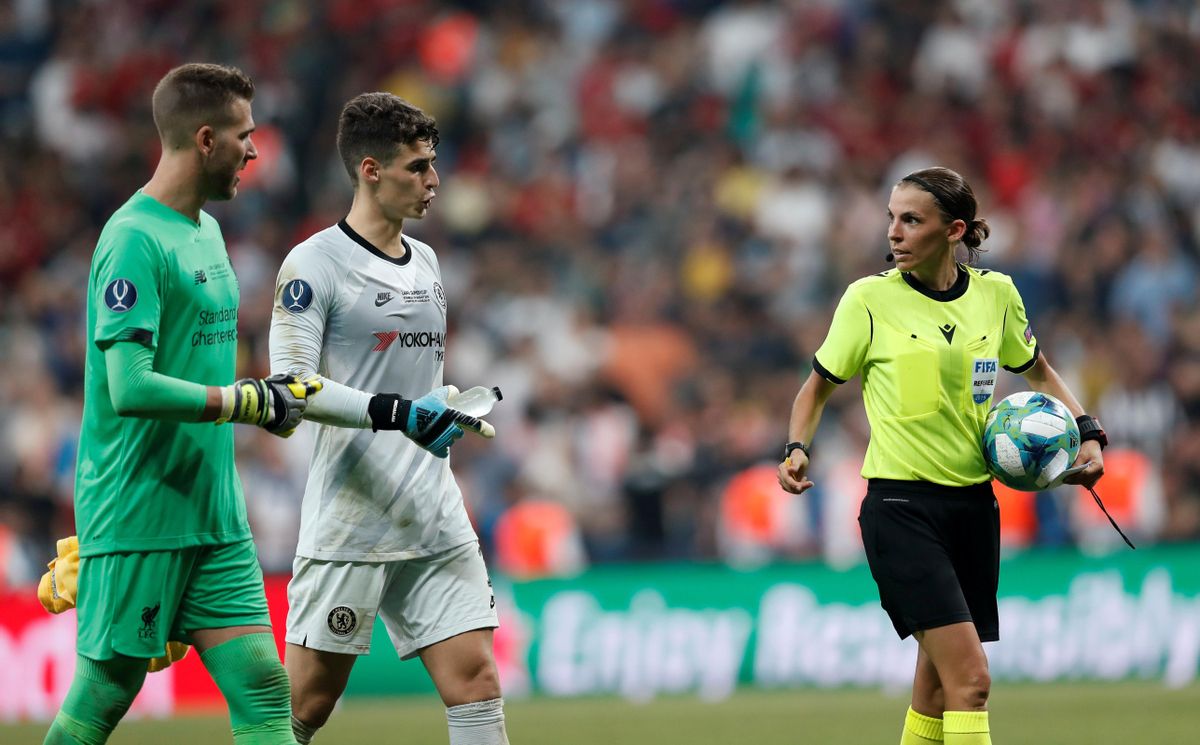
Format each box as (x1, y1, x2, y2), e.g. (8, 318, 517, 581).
(2, 0, 1199, 585)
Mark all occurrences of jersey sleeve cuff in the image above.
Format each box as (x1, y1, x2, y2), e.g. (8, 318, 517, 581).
(812, 357, 847, 385)
(95, 328, 155, 350)
(1003, 344, 1039, 374)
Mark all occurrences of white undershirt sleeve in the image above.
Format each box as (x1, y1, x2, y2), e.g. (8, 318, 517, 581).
(269, 247, 372, 429)
(296, 374, 372, 429)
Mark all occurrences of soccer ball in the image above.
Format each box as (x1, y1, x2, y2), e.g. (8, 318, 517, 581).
(982, 391, 1080, 491)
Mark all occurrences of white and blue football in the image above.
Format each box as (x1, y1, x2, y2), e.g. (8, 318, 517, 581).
(982, 391, 1080, 491)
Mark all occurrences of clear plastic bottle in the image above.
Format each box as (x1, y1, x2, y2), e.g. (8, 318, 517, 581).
(447, 385, 503, 418)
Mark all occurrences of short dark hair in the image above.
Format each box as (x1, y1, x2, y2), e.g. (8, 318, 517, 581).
(900, 166, 991, 262)
(151, 63, 254, 149)
(337, 92, 440, 184)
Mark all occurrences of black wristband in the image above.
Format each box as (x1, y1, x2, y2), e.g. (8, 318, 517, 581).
(367, 394, 408, 432)
(784, 441, 810, 460)
(1075, 414, 1108, 449)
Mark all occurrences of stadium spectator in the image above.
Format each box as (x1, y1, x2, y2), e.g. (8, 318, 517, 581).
(0, 0, 1197, 580)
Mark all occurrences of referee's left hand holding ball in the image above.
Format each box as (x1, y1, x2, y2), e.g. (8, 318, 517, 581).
(1061, 439, 1105, 489)
(778, 450, 815, 494)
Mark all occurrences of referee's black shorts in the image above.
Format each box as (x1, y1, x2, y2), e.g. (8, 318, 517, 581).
(858, 478, 1000, 642)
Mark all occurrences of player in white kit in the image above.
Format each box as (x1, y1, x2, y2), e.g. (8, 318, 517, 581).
(269, 93, 510, 745)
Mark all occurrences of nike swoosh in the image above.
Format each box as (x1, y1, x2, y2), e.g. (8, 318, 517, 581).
(375, 297, 392, 307)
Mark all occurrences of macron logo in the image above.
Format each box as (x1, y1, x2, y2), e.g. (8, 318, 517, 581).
(939, 323, 956, 345)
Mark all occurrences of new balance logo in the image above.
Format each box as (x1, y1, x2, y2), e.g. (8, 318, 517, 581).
(375, 292, 393, 307)
(194, 270, 207, 284)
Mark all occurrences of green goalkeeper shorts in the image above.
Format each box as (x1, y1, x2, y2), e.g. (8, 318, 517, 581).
(75, 538, 271, 660)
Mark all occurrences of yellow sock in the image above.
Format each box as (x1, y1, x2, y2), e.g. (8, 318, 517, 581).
(943, 710, 990, 745)
(901, 706, 943, 744)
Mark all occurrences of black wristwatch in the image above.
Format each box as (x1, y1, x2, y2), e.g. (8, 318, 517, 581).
(1076, 415, 1108, 449)
(784, 441, 811, 460)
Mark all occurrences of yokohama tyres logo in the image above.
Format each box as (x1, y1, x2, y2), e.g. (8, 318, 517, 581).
(372, 330, 446, 352)
(373, 331, 399, 351)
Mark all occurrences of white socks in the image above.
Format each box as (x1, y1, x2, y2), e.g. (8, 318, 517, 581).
(446, 698, 510, 745)
(291, 714, 320, 744)
(291, 698, 509, 744)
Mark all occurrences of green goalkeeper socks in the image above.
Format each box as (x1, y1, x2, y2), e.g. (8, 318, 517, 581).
(200, 633, 297, 745)
(44, 715, 100, 745)
(44, 655, 147, 745)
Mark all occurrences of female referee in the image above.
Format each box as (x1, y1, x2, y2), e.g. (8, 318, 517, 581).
(777, 167, 1107, 745)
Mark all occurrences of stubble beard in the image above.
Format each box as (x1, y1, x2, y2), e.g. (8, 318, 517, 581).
(206, 167, 239, 201)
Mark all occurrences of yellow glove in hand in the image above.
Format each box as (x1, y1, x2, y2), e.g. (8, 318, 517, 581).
(38, 535, 193, 672)
(147, 641, 191, 673)
(37, 536, 79, 614)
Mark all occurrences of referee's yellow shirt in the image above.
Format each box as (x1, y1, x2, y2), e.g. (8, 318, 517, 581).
(813, 265, 1039, 486)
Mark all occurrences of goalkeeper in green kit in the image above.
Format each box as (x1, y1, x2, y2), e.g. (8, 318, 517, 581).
(43, 63, 319, 745)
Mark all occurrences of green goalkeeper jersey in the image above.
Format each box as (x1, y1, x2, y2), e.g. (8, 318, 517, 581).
(75, 191, 251, 557)
(813, 264, 1039, 486)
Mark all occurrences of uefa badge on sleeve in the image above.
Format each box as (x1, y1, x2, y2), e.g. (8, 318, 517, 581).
(282, 279, 314, 314)
(103, 278, 138, 312)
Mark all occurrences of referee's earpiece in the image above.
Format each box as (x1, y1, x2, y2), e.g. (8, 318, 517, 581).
(885, 252, 894, 262)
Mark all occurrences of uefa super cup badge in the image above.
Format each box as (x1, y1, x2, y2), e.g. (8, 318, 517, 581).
(282, 279, 314, 314)
(103, 278, 138, 312)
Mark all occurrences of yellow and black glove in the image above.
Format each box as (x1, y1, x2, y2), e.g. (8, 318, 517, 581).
(37, 536, 79, 614)
(217, 373, 322, 438)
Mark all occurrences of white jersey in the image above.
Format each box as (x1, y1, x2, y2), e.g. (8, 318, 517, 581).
(269, 221, 476, 561)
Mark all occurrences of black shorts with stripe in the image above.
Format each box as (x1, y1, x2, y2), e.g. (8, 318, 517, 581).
(858, 478, 1000, 642)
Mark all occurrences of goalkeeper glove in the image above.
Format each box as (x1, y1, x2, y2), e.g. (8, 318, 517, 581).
(37, 535, 79, 614)
(367, 385, 492, 458)
(37, 536, 194, 672)
(147, 641, 191, 673)
(217, 373, 322, 438)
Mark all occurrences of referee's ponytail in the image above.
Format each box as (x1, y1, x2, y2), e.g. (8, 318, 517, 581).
(900, 167, 989, 264)
(963, 217, 990, 251)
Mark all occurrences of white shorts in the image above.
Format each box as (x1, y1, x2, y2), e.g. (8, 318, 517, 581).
(285, 541, 498, 659)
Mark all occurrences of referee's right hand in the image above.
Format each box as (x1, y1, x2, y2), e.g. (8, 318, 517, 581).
(778, 451, 814, 494)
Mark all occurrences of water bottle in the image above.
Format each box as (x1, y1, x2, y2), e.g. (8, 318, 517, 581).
(447, 385, 503, 418)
